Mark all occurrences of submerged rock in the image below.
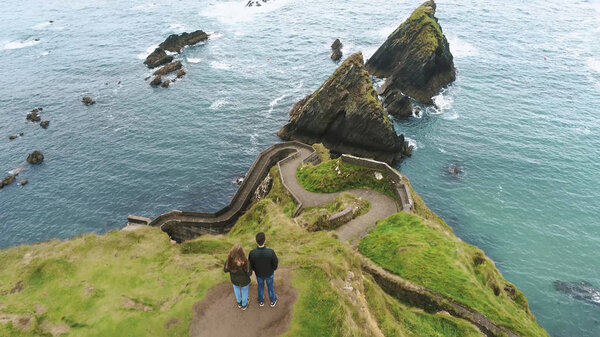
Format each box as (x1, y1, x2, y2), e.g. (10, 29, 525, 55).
(159, 30, 209, 53)
(26, 110, 41, 122)
(27, 150, 44, 164)
(40, 120, 50, 129)
(20, 180, 28, 186)
(9, 135, 18, 140)
(153, 61, 182, 76)
(378, 85, 413, 118)
(82, 96, 95, 105)
(0, 175, 16, 189)
(278, 52, 411, 164)
(161, 79, 171, 88)
(144, 48, 173, 69)
(365, 0, 455, 105)
(554, 281, 600, 306)
(176, 69, 186, 78)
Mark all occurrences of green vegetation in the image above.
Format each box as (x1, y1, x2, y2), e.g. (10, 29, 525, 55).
(297, 157, 396, 199)
(391, 0, 444, 59)
(296, 193, 370, 231)
(0, 143, 547, 336)
(359, 212, 548, 337)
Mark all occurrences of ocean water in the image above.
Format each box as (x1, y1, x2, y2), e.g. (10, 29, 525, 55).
(1, 0, 599, 335)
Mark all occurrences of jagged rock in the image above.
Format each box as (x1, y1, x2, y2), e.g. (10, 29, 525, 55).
(20, 180, 28, 186)
(161, 80, 171, 88)
(144, 48, 173, 68)
(251, 173, 273, 203)
(19, 132, 24, 136)
(176, 69, 186, 78)
(27, 151, 44, 165)
(26, 111, 41, 122)
(40, 121, 50, 129)
(9, 135, 17, 140)
(153, 61, 182, 76)
(150, 76, 162, 87)
(82, 96, 95, 105)
(365, 0, 455, 105)
(379, 85, 413, 118)
(1, 175, 16, 189)
(159, 30, 209, 53)
(331, 39, 342, 51)
(331, 49, 342, 61)
(331, 39, 343, 61)
(278, 52, 411, 163)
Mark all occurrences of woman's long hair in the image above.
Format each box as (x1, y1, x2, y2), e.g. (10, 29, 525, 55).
(226, 244, 249, 273)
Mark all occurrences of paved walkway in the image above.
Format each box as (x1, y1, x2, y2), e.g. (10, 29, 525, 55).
(278, 147, 400, 245)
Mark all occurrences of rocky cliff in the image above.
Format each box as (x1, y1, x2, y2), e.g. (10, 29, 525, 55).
(277, 52, 411, 163)
(366, 0, 455, 111)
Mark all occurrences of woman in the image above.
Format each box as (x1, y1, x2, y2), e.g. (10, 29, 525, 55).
(224, 244, 253, 310)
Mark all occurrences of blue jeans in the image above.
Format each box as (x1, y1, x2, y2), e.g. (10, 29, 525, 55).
(256, 274, 276, 303)
(233, 283, 250, 307)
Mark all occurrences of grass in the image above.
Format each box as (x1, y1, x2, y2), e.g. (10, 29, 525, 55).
(389, 0, 444, 59)
(297, 157, 396, 199)
(359, 212, 549, 337)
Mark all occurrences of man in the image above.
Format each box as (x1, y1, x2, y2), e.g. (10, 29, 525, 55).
(248, 232, 278, 307)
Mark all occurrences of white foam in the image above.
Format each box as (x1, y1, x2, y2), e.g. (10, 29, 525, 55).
(267, 94, 287, 115)
(207, 31, 223, 39)
(33, 21, 52, 29)
(428, 90, 454, 115)
(250, 132, 259, 146)
(295, 80, 304, 89)
(187, 57, 202, 63)
(200, 0, 291, 24)
(41, 51, 50, 56)
(169, 23, 186, 32)
(406, 137, 418, 150)
(210, 99, 227, 110)
(447, 34, 479, 58)
(586, 58, 600, 74)
(137, 44, 158, 60)
(2, 40, 40, 50)
(210, 61, 232, 70)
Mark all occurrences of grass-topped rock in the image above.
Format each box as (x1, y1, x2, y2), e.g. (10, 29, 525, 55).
(278, 52, 411, 164)
(366, 0, 455, 109)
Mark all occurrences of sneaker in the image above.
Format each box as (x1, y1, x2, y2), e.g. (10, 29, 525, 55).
(258, 301, 264, 307)
(270, 298, 278, 307)
(237, 302, 242, 309)
(241, 304, 248, 311)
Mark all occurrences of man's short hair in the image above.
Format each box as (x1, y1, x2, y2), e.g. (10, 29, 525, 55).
(256, 232, 266, 246)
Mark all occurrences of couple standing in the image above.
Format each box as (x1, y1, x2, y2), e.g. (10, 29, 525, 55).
(224, 232, 278, 310)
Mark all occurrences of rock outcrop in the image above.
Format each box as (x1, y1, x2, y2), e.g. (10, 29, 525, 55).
(27, 151, 44, 165)
(144, 48, 173, 68)
(159, 30, 209, 53)
(153, 61, 182, 76)
(278, 52, 411, 163)
(82, 96, 95, 105)
(331, 39, 343, 61)
(26, 109, 41, 122)
(365, 0, 455, 108)
(40, 121, 50, 129)
(1, 175, 16, 189)
(150, 76, 162, 87)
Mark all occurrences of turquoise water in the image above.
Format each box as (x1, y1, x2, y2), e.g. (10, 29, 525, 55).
(1, 0, 599, 335)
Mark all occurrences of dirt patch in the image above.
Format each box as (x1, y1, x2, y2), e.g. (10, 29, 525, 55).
(35, 303, 47, 315)
(40, 320, 70, 336)
(10, 280, 24, 294)
(123, 297, 152, 311)
(190, 270, 298, 337)
(0, 312, 32, 331)
(164, 317, 180, 329)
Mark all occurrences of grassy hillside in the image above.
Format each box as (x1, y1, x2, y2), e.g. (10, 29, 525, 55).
(0, 150, 547, 336)
(359, 212, 548, 337)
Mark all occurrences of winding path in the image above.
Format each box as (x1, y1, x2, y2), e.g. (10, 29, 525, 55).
(137, 141, 412, 243)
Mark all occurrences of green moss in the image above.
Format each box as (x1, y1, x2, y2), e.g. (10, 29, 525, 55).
(297, 158, 396, 199)
(390, 1, 444, 59)
(359, 213, 548, 337)
(311, 143, 331, 162)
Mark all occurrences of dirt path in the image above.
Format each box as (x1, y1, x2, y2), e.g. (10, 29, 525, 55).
(190, 270, 298, 337)
(278, 147, 400, 244)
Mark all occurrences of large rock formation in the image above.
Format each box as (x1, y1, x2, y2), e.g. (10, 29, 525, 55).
(366, 0, 455, 111)
(144, 48, 173, 68)
(278, 52, 411, 163)
(159, 30, 209, 53)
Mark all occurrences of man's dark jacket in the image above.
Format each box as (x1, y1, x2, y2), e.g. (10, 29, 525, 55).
(249, 246, 278, 278)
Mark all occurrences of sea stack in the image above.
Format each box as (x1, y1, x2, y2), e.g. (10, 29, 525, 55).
(366, 0, 455, 114)
(278, 52, 411, 164)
